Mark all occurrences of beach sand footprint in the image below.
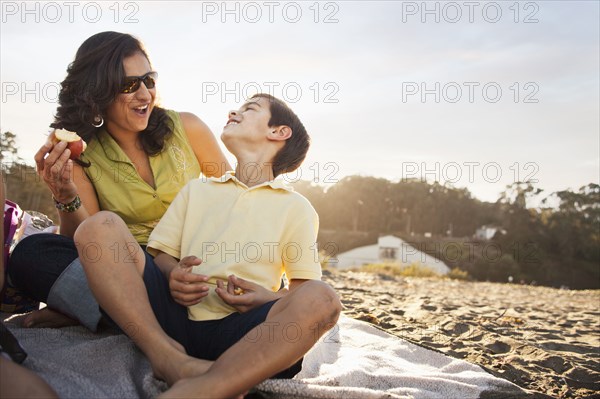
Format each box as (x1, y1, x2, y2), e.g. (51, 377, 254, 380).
(321, 270, 600, 398)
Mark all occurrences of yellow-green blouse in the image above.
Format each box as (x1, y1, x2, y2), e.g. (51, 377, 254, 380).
(80, 110, 201, 245)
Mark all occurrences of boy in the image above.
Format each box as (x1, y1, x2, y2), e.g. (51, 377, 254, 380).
(75, 94, 341, 398)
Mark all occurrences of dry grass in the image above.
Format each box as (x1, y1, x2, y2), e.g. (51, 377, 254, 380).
(356, 263, 472, 281)
(357, 263, 439, 278)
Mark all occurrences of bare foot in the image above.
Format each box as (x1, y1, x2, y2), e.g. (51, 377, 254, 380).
(22, 308, 78, 328)
(152, 349, 214, 386)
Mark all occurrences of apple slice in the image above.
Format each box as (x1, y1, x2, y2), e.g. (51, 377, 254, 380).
(51, 129, 87, 160)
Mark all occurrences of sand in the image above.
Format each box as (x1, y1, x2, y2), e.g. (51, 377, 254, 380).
(321, 269, 600, 399)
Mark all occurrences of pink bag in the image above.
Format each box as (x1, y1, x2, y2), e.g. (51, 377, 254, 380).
(1, 200, 39, 313)
(3, 200, 22, 268)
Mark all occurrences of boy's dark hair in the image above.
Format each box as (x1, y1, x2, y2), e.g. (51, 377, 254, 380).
(250, 93, 310, 178)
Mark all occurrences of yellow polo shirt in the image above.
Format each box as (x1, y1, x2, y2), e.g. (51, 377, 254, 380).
(147, 172, 322, 321)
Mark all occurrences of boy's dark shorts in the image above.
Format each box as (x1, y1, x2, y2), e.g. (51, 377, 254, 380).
(142, 251, 302, 379)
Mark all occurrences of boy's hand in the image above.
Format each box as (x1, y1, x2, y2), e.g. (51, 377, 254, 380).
(169, 256, 210, 306)
(215, 275, 280, 313)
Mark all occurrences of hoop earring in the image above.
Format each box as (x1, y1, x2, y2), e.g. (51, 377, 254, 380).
(92, 115, 104, 128)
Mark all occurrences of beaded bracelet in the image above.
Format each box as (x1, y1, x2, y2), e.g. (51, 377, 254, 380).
(53, 194, 81, 213)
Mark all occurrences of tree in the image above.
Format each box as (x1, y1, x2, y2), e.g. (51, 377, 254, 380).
(1, 131, 57, 222)
(498, 181, 543, 209)
(289, 174, 598, 289)
(1, 131, 21, 164)
(543, 184, 600, 269)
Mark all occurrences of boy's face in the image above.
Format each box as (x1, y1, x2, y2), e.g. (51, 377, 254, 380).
(221, 97, 272, 146)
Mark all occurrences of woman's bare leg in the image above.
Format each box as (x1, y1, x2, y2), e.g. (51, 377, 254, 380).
(74, 211, 212, 385)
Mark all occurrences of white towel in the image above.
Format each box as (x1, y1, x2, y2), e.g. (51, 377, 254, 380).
(257, 315, 527, 398)
(2, 314, 526, 398)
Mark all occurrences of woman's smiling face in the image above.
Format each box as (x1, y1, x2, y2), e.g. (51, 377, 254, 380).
(104, 52, 156, 136)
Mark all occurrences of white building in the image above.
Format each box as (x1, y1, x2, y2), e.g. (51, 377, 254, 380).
(474, 225, 500, 240)
(330, 235, 450, 275)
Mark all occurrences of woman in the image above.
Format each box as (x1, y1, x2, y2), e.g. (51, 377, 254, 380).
(7, 31, 230, 330)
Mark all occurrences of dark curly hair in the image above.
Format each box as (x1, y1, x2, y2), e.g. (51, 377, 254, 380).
(51, 31, 172, 157)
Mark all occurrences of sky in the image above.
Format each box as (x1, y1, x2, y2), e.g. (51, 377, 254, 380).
(1, 0, 599, 204)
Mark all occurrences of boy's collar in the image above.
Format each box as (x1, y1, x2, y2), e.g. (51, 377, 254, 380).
(208, 171, 293, 192)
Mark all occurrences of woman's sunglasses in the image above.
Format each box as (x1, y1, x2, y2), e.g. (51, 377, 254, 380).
(121, 72, 158, 93)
